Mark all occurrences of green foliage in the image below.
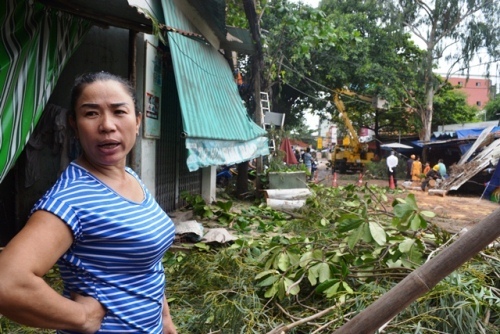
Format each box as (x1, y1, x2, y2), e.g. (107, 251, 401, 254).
(485, 95, 500, 121)
(5, 185, 499, 333)
(433, 82, 479, 126)
(391, 193, 435, 231)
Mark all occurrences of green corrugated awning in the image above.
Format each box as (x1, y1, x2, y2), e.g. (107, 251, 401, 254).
(161, 0, 268, 171)
(0, 0, 90, 184)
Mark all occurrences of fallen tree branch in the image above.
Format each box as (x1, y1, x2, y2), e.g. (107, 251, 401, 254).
(266, 302, 343, 334)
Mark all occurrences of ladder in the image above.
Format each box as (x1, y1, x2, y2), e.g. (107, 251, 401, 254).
(260, 92, 270, 114)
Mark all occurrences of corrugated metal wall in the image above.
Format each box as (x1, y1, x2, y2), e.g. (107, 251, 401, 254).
(155, 57, 201, 212)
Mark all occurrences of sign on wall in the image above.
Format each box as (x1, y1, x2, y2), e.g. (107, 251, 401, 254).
(143, 41, 163, 139)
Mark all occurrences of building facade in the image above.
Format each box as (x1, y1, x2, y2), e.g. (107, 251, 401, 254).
(447, 76, 493, 109)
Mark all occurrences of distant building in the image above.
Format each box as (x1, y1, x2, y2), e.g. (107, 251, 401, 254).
(446, 76, 494, 109)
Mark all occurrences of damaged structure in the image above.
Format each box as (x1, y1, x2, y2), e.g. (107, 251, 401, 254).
(422, 122, 500, 198)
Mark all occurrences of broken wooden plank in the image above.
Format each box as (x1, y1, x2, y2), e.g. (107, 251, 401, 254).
(428, 189, 447, 197)
(457, 126, 494, 165)
(441, 138, 500, 191)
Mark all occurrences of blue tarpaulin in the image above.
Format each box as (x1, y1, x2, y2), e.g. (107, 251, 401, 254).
(456, 127, 500, 139)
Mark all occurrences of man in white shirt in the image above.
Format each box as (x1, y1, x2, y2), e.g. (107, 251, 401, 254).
(386, 151, 398, 187)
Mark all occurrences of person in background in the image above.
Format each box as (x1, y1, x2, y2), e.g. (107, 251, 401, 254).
(0, 72, 177, 333)
(438, 159, 448, 178)
(406, 154, 415, 181)
(411, 156, 422, 182)
(294, 149, 301, 164)
(302, 147, 313, 179)
(386, 150, 398, 188)
(423, 162, 431, 175)
(421, 165, 442, 191)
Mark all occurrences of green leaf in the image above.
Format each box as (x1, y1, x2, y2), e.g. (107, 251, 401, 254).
(215, 200, 232, 212)
(361, 222, 372, 243)
(324, 281, 341, 298)
(342, 281, 354, 294)
(337, 214, 365, 232)
(410, 213, 422, 230)
(299, 251, 313, 268)
(393, 203, 414, 218)
(277, 252, 290, 271)
(347, 225, 364, 249)
(318, 262, 331, 283)
(255, 269, 280, 280)
(257, 274, 280, 287)
(284, 277, 300, 296)
(405, 193, 419, 210)
(369, 221, 387, 245)
(264, 282, 278, 298)
(286, 251, 301, 267)
(420, 210, 435, 218)
(308, 265, 319, 286)
(399, 238, 416, 253)
(315, 278, 337, 293)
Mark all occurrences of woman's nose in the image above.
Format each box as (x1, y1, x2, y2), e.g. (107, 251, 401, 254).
(98, 113, 116, 132)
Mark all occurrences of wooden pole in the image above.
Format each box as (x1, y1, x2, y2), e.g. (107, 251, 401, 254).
(333, 207, 500, 334)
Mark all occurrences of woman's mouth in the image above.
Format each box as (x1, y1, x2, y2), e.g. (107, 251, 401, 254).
(98, 141, 120, 149)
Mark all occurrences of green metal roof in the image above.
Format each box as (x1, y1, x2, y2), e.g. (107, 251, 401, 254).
(186, 0, 226, 36)
(161, 0, 265, 142)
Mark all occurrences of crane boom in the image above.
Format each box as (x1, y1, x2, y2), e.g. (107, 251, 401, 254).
(330, 88, 382, 173)
(332, 91, 361, 150)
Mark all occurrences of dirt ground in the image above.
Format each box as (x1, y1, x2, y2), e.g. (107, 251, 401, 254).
(315, 162, 499, 234)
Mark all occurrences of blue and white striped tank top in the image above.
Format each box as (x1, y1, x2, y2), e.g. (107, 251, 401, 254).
(32, 162, 175, 333)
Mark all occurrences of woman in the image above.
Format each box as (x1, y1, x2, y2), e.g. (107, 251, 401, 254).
(0, 72, 177, 333)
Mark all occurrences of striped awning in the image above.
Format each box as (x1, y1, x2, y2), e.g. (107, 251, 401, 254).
(0, 0, 91, 183)
(160, 0, 269, 171)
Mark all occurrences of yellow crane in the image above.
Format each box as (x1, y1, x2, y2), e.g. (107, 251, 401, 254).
(330, 89, 385, 173)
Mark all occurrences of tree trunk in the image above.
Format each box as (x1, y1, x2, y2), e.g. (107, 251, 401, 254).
(236, 162, 249, 196)
(243, 0, 265, 193)
(333, 207, 500, 334)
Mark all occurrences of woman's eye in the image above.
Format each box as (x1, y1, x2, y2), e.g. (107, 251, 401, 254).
(84, 111, 98, 117)
(115, 109, 127, 115)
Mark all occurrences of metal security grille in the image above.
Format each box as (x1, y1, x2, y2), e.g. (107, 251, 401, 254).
(155, 63, 201, 212)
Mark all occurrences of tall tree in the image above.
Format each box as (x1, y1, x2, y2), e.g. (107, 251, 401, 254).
(484, 95, 500, 121)
(396, 0, 500, 141)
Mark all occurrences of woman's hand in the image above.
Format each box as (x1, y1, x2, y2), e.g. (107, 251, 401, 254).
(162, 296, 177, 334)
(162, 314, 178, 334)
(72, 293, 106, 334)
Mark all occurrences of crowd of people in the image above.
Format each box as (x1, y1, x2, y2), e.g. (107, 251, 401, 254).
(386, 151, 448, 191)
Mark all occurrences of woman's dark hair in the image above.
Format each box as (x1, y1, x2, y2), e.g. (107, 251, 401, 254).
(69, 72, 141, 118)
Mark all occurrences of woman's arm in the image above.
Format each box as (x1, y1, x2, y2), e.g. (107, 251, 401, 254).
(162, 296, 177, 334)
(0, 210, 105, 333)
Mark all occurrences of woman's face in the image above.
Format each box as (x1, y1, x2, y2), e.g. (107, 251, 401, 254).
(71, 80, 141, 167)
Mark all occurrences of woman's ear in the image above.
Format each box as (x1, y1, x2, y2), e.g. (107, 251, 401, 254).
(136, 112, 142, 135)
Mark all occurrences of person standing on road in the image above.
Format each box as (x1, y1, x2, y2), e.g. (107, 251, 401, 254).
(411, 156, 422, 182)
(302, 147, 313, 178)
(386, 151, 398, 187)
(406, 154, 415, 181)
(0, 72, 177, 334)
